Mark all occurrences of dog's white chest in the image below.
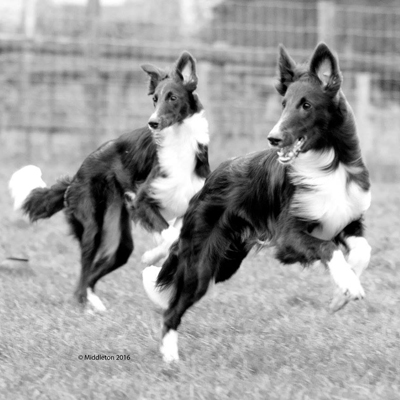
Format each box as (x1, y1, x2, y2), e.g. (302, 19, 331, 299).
(290, 151, 371, 240)
(151, 113, 209, 220)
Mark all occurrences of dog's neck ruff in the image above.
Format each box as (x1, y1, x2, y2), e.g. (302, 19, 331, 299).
(151, 111, 209, 220)
(160, 111, 209, 146)
(289, 149, 371, 240)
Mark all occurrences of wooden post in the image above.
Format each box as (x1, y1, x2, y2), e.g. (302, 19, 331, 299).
(354, 73, 373, 158)
(317, 0, 336, 47)
(196, 61, 212, 126)
(21, 0, 37, 160)
(85, 0, 102, 149)
(179, 0, 197, 38)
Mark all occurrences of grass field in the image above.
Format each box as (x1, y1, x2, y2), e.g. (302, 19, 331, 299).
(1, 147, 400, 400)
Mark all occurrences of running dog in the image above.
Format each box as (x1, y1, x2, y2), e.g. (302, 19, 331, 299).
(143, 43, 371, 362)
(10, 51, 210, 312)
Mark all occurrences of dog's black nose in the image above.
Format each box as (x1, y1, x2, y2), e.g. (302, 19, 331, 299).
(268, 137, 282, 147)
(148, 121, 159, 130)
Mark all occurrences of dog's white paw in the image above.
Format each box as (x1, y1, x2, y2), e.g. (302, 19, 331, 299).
(328, 251, 365, 312)
(141, 248, 166, 265)
(141, 225, 180, 265)
(329, 251, 365, 297)
(160, 330, 179, 363)
(86, 288, 107, 312)
(335, 266, 365, 300)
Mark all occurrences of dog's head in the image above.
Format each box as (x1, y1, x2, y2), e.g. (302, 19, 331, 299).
(141, 52, 201, 133)
(268, 43, 343, 165)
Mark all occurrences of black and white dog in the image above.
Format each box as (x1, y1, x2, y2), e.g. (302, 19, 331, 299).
(143, 43, 372, 362)
(10, 51, 210, 312)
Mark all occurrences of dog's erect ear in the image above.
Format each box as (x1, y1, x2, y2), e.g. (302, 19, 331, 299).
(141, 64, 164, 95)
(174, 51, 198, 92)
(309, 42, 342, 96)
(275, 44, 297, 96)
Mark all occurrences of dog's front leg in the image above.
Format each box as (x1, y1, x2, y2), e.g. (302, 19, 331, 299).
(276, 230, 365, 312)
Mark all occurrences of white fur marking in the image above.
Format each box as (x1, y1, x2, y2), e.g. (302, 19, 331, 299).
(161, 330, 179, 362)
(328, 250, 365, 299)
(141, 221, 181, 265)
(149, 111, 158, 121)
(151, 112, 209, 220)
(290, 150, 371, 240)
(141, 247, 166, 266)
(142, 266, 174, 309)
(94, 202, 121, 263)
(86, 288, 107, 312)
(346, 236, 371, 278)
(269, 117, 284, 138)
(9, 165, 47, 211)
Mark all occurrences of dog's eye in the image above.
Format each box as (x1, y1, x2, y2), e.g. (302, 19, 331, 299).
(282, 101, 286, 109)
(302, 102, 311, 110)
(153, 96, 158, 103)
(170, 95, 177, 101)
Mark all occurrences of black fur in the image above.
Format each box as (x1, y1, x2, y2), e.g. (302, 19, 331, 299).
(153, 43, 371, 359)
(23, 177, 72, 222)
(194, 143, 210, 179)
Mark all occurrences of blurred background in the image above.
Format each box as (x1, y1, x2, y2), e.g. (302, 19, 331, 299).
(1, 0, 399, 180)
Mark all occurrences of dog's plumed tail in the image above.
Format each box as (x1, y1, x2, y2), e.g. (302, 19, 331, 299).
(22, 179, 71, 222)
(142, 249, 178, 309)
(10, 165, 71, 222)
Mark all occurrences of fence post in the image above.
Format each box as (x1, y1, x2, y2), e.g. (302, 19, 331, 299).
(354, 73, 373, 158)
(317, 0, 336, 47)
(20, 0, 37, 160)
(196, 61, 212, 128)
(85, 0, 102, 149)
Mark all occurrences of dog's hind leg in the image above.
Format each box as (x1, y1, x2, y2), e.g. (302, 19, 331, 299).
(156, 220, 250, 362)
(159, 246, 246, 362)
(160, 273, 211, 363)
(73, 217, 100, 307)
(85, 204, 133, 311)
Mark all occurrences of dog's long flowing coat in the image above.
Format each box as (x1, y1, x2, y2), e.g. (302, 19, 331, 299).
(143, 43, 372, 362)
(12, 52, 210, 311)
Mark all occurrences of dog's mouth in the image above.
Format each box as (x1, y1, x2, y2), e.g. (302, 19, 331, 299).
(150, 129, 165, 145)
(277, 136, 306, 165)
(149, 126, 162, 135)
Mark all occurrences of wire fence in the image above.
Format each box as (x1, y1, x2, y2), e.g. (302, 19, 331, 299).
(1, 0, 399, 178)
